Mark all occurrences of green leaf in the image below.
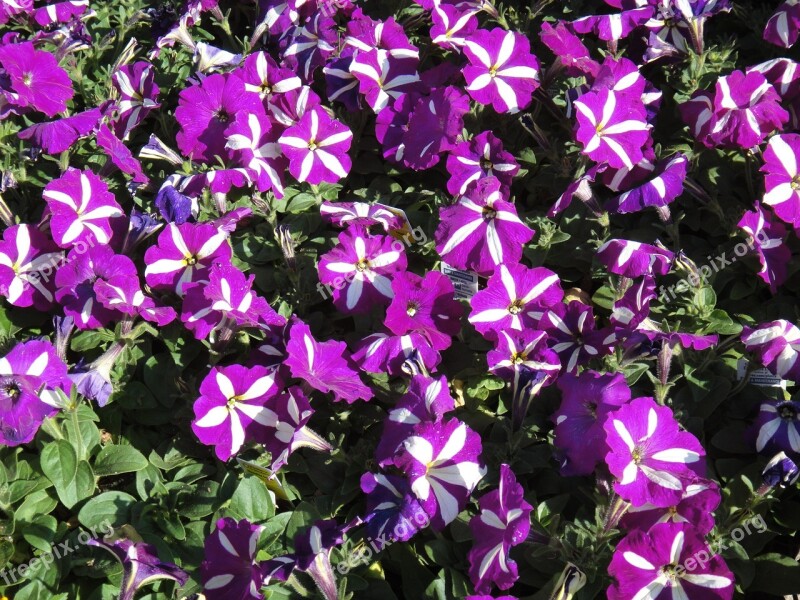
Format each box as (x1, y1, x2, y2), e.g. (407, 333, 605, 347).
(94, 445, 149, 476)
(40, 441, 94, 509)
(78, 491, 137, 529)
(227, 476, 275, 523)
(750, 553, 800, 595)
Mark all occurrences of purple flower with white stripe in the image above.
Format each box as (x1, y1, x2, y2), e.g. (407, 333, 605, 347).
(395, 418, 486, 530)
(467, 465, 532, 594)
(754, 400, 800, 456)
(278, 106, 353, 185)
(318, 227, 406, 315)
(352, 330, 441, 376)
(350, 49, 421, 113)
(319, 201, 405, 232)
(0, 224, 62, 310)
(361, 472, 429, 542)
(596, 239, 673, 277)
(573, 88, 651, 169)
(463, 28, 540, 114)
(445, 132, 519, 197)
(606, 153, 688, 214)
(281, 12, 337, 81)
(469, 264, 563, 338)
(0, 340, 70, 446)
(539, 301, 616, 373)
(431, 4, 478, 49)
(111, 61, 160, 140)
(225, 106, 287, 197)
(568, 7, 654, 45)
(604, 397, 705, 507)
(761, 133, 800, 226)
(738, 202, 790, 293)
(621, 478, 721, 534)
(191, 365, 280, 461)
(608, 522, 734, 600)
(43, 168, 124, 248)
(742, 320, 800, 381)
(486, 329, 560, 392)
(144, 222, 232, 296)
(435, 177, 534, 277)
(240, 51, 302, 100)
(764, 0, 800, 48)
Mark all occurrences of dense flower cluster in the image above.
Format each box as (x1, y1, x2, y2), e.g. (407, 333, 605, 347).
(2, 0, 800, 599)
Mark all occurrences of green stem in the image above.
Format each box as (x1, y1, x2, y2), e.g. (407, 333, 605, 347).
(40, 417, 64, 441)
(70, 407, 86, 461)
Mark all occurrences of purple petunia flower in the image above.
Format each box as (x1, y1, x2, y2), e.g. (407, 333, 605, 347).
(175, 72, 260, 163)
(753, 400, 800, 456)
(761, 133, 800, 226)
(402, 86, 469, 171)
(469, 264, 562, 339)
(95, 272, 176, 327)
(88, 537, 189, 600)
(191, 365, 281, 461)
(573, 88, 651, 169)
(0, 42, 74, 117)
(568, 7, 654, 45)
(352, 330, 441, 376)
(606, 153, 688, 214)
(95, 124, 149, 184)
(319, 201, 406, 232)
(278, 106, 353, 184)
(375, 374, 455, 466)
(596, 239, 674, 277)
(111, 61, 160, 140)
(608, 522, 734, 600)
(764, 0, 800, 48)
(350, 49, 421, 113)
(240, 51, 302, 100)
(468, 464, 532, 594)
(0, 224, 62, 310)
(486, 329, 560, 392)
(604, 397, 705, 507)
(463, 28, 540, 114)
(738, 202, 790, 293)
(18, 106, 102, 154)
(539, 301, 616, 373)
(318, 227, 406, 314)
(384, 271, 463, 351)
(144, 222, 232, 295)
(446, 132, 519, 197)
(282, 12, 337, 81)
(395, 418, 486, 530)
(761, 451, 800, 490)
(742, 319, 800, 381)
(435, 177, 534, 277)
(0, 340, 71, 446)
(42, 168, 124, 248)
(621, 477, 721, 534)
(681, 70, 788, 149)
(54, 244, 139, 330)
(202, 517, 281, 599)
(539, 20, 599, 78)
(360, 472, 429, 542)
(284, 319, 373, 403)
(431, 3, 478, 49)
(552, 371, 631, 476)
(225, 105, 287, 197)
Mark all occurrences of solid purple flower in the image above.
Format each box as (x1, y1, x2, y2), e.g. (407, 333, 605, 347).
(468, 464, 532, 593)
(384, 271, 463, 351)
(96, 123, 149, 184)
(573, 88, 651, 169)
(42, 168, 124, 248)
(88, 537, 189, 600)
(284, 319, 373, 403)
(446, 132, 519, 197)
(0, 340, 70, 446)
(143, 222, 232, 295)
(596, 239, 673, 277)
(0, 42, 73, 117)
(278, 106, 352, 184)
(463, 28, 540, 114)
(608, 522, 734, 600)
(552, 371, 631, 476)
(468, 264, 562, 339)
(175, 72, 260, 163)
(402, 86, 469, 170)
(191, 365, 281, 461)
(394, 418, 486, 530)
(154, 182, 195, 225)
(604, 397, 705, 507)
(435, 177, 534, 277)
(18, 107, 101, 154)
(318, 227, 406, 315)
(0, 224, 62, 310)
(761, 133, 800, 226)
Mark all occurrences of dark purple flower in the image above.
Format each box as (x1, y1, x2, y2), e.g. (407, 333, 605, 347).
(596, 239, 673, 277)
(361, 472, 429, 542)
(446, 132, 519, 197)
(764, 0, 800, 48)
(738, 202, 790, 293)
